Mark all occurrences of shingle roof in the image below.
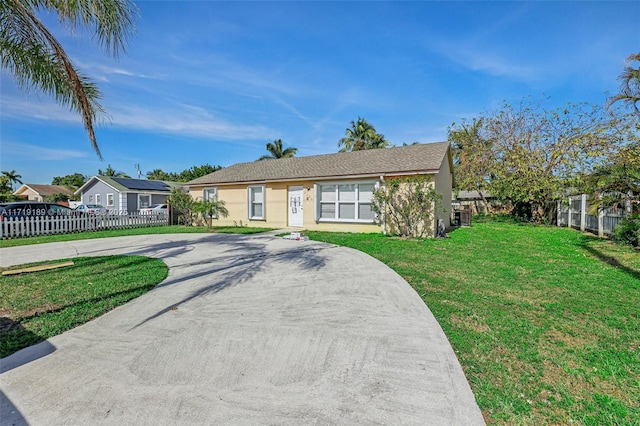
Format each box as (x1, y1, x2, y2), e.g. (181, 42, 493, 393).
(186, 142, 450, 186)
(456, 190, 494, 200)
(16, 184, 75, 196)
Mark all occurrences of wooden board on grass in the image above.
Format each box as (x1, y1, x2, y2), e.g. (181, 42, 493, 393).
(2, 261, 75, 276)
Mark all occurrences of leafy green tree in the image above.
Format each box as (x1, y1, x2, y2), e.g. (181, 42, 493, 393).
(371, 175, 442, 238)
(145, 164, 221, 182)
(0, 176, 21, 201)
(1, 170, 22, 191)
(612, 214, 639, 247)
(448, 118, 494, 213)
(0, 176, 13, 196)
(52, 173, 86, 188)
(46, 192, 71, 202)
(584, 141, 640, 216)
(178, 164, 222, 182)
(338, 117, 389, 152)
(257, 139, 297, 161)
(146, 169, 178, 181)
(167, 187, 194, 225)
(193, 198, 229, 230)
(1, 0, 138, 159)
(607, 53, 640, 115)
(460, 98, 637, 223)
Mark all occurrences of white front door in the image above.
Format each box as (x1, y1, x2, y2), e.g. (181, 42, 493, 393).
(288, 186, 304, 227)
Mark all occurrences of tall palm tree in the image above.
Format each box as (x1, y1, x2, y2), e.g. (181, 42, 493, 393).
(257, 139, 297, 161)
(338, 117, 389, 152)
(1, 0, 138, 159)
(607, 53, 640, 115)
(1, 170, 23, 191)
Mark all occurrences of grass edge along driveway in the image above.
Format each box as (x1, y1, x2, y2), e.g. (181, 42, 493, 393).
(306, 223, 639, 426)
(0, 255, 169, 358)
(0, 225, 274, 249)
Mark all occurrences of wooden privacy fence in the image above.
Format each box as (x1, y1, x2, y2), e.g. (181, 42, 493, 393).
(557, 194, 627, 237)
(0, 213, 169, 239)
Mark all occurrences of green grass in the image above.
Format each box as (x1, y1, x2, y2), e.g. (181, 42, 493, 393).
(0, 225, 274, 248)
(306, 223, 640, 425)
(0, 256, 169, 358)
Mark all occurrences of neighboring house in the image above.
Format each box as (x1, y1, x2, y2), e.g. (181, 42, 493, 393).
(75, 176, 183, 213)
(453, 190, 497, 215)
(186, 142, 454, 236)
(13, 184, 75, 202)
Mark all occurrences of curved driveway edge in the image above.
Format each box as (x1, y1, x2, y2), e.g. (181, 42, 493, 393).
(1, 233, 484, 425)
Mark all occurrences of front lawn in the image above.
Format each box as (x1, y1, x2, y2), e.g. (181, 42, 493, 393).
(0, 256, 168, 358)
(307, 223, 640, 425)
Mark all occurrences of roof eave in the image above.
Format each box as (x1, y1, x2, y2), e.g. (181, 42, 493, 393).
(185, 169, 440, 187)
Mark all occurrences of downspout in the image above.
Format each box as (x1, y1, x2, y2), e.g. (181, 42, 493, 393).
(380, 175, 386, 235)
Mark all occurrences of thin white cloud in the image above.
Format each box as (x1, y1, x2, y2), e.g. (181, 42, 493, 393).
(95, 64, 166, 80)
(108, 102, 273, 141)
(2, 141, 88, 161)
(1, 94, 272, 142)
(1, 96, 81, 123)
(439, 42, 537, 80)
(166, 53, 305, 98)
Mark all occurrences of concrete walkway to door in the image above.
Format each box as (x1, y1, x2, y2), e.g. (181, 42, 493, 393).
(0, 233, 485, 425)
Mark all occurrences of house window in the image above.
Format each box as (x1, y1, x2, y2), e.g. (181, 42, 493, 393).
(248, 185, 265, 220)
(203, 187, 218, 218)
(203, 187, 217, 201)
(316, 181, 376, 222)
(106, 193, 114, 207)
(139, 194, 151, 209)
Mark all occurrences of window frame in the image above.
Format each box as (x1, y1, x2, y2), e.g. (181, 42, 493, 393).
(203, 187, 218, 219)
(315, 180, 377, 223)
(106, 193, 115, 207)
(138, 194, 151, 210)
(247, 185, 266, 221)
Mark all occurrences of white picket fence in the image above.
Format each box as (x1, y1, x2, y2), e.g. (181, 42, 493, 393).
(0, 213, 169, 239)
(557, 194, 627, 237)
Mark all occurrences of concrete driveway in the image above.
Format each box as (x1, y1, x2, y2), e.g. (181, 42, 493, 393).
(0, 233, 484, 425)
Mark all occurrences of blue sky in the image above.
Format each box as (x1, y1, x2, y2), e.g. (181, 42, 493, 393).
(1, 1, 638, 185)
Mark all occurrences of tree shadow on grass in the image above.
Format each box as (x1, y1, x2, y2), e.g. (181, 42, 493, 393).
(578, 236, 640, 282)
(0, 282, 157, 364)
(0, 317, 56, 373)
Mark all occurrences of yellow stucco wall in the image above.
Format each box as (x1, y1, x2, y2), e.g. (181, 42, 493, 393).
(16, 188, 42, 201)
(190, 179, 381, 232)
(433, 151, 454, 230)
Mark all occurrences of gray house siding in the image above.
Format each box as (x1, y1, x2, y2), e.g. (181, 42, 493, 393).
(127, 193, 138, 213)
(81, 181, 122, 211)
(76, 176, 180, 213)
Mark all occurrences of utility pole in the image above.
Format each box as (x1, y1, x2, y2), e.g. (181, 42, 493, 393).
(134, 163, 141, 179)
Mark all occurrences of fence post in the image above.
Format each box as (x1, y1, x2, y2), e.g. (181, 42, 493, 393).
(580, 194, 587, 232)
(567, 196, 573, 228)
(598, 207, 604, 237)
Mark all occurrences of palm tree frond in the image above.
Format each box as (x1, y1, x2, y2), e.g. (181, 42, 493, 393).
(1, 0, 137, 159)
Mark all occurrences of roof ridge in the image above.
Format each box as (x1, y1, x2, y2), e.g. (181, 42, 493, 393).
(187, 141, 450, 186)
